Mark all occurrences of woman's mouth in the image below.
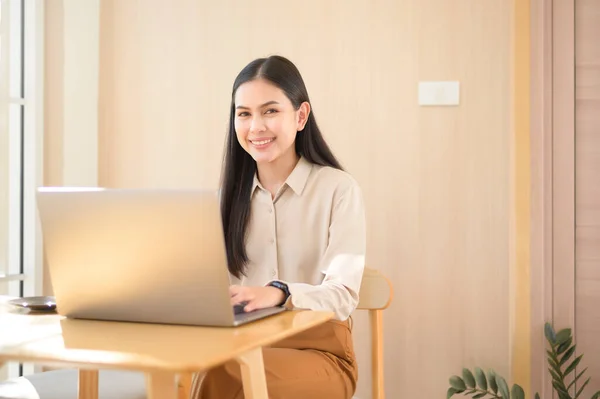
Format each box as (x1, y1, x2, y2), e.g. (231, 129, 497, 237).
(250, 138, 275, 148)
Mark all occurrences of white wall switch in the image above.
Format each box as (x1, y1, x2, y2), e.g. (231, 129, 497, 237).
(418, 81, 460, 106)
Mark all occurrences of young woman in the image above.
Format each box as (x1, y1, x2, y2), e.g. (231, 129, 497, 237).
(193, 55, 366, 399)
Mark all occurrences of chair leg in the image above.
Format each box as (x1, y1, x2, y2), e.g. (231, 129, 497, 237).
(78, 369, 99, 399)
(370, 309, 385, 399)
(178, 372, 193, 399)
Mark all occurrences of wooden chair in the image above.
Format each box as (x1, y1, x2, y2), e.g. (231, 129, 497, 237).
(179, 267, 394, 399)
(354, 267, 394, 399)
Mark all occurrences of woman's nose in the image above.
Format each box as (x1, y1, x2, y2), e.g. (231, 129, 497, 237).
(249, 116, 266, 133)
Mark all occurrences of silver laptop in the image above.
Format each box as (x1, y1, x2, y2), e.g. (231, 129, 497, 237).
(36, 187, 285, 327)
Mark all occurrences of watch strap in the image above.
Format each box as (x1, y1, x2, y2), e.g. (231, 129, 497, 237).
(268, 281, 290, 306)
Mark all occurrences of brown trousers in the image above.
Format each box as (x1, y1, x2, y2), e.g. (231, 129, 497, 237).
(190, 319, 358, 399)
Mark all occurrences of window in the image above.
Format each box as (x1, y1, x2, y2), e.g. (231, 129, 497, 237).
(0, 0, 44, 380)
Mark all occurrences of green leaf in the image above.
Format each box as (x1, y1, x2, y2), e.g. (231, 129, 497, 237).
(450, 375, 467, 391)
(557, 337, 573, 355)
(547, 350, 561, 369)
(473, 393, 488, 399)
(497, 376, 510, 399)
(511, 384, 525, 399)
(535, 394, 540, 399)
(474, 367, 488, 391)
(567, 367, 588, 390)
(591, 391, 600, 399)
(556, 328, 572, 345)
(564, 354, 583, 376)
(552, 380, 569, 397)
(446, 387, 462, 399)
(549, 357, 563, 379)
(560, 345, 576, 366)
(574, 377, 590, 398)
(545, 322, 557, 345)
(549, 367, 562, 384)
(463, 368, 476, 389)
(488, 370, 498, 394)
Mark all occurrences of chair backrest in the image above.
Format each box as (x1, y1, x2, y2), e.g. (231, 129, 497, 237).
(357, 267, 393, 399)
(357, 268, 393, 311)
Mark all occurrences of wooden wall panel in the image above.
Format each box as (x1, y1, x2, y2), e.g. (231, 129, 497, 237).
(552, 0, 576, 339)
(530, 1, 600, 397)
(575, 0, 600, 395)
(529, 0, 554, 396)
(97, 1, 512, 397)
(511, 0, 532, 392)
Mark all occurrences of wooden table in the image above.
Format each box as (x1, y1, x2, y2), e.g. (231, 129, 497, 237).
(0, 297, 333, 399)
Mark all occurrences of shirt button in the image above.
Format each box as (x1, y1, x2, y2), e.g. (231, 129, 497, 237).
(271, 270, 276, 277)
(268, 208, 273, 213)
(269, 238, 275, 244)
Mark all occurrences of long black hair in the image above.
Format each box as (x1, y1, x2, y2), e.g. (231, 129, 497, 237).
(220, 55, 342, 278)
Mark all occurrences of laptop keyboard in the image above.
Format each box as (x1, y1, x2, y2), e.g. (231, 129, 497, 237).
(233, 302, 248, 315)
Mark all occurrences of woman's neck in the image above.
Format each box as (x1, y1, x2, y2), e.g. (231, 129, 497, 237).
(256, 150, 300, 198)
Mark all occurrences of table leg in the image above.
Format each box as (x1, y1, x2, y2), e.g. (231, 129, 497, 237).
(236, 347, 268, 399)
(78, 369, 98, 399)
(178, 372, 193, 399)
(145, 371, 178, 399)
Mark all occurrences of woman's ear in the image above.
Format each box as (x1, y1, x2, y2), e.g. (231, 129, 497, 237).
(296, 102, 311, 131)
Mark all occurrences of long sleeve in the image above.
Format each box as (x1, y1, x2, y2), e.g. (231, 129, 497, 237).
(241, 158, 368, 321)
(279, 181, 366, 320)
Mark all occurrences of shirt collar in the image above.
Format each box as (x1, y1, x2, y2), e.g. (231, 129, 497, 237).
(251, 156, 313, 196)
(285, 156, 312, 195)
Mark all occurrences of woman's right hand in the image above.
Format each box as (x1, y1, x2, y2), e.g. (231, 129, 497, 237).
(229, 285, 285, 312)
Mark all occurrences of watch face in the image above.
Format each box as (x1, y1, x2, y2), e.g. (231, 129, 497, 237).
(272, 281, 287, 291)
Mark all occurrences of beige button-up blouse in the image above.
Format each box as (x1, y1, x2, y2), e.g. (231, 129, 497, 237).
(230, 156, 366, 321)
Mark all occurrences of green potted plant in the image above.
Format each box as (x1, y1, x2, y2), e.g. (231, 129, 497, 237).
(447, 323, 600, 399)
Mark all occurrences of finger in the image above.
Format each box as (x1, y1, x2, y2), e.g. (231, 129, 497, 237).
(231, 291, 255, 306)
(243, 296, 265, 312)
(243, 299, 257, 312)
(230, 293, 245, 306)
(229, 286, 248, 301)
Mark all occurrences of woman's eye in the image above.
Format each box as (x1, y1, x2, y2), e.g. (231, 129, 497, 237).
(265, 109, 278, 114)
(237, 112, 249, 117)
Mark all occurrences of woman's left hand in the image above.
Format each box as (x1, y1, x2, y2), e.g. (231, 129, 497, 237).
(229, 285, 285, 312)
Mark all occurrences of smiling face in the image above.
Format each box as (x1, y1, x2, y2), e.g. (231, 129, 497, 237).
(234, 78, 310, 165)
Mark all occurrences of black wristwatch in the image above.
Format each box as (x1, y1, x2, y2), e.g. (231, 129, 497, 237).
(268, 281, 290, 306)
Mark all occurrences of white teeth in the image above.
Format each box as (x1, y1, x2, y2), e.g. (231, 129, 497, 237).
(252, 138, 274, 145)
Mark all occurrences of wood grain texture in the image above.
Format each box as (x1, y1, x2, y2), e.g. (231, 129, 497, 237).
(145, 371, 177, 399)
(510, 0, 531, 393)
(553, 0, 576, 339)
(0, 308, 333, 373)
(77, 369, 98, 399)
(575, 0, 600, 395)
(370, 310, 385, 399)
(96, 1, 512, 397)
(178, 372, 193, 399)
(237, 348, 269, 399)
(529, 0, 554, 396)
(357, 268, 393, 310)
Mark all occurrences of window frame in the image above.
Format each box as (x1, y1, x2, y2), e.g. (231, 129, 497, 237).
(0, 0, 45, 379)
